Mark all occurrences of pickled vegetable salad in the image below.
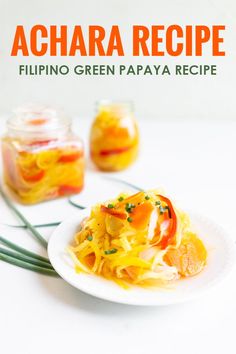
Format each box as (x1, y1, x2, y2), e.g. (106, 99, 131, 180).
(68, 191, 207, 288)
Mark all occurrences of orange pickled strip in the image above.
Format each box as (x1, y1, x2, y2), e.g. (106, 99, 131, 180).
(164, 233, 207, 277)
(104, 126, 131, 139)
(84, 253, 96, 268)
(100, 205, 127, 220)
(27, 118, 48, 125)
(119, 191, 144, 206)
(58, 185, 83, 196)
(130, 201, 154, 229)
(99, 145, 132, 156)
(125, 266, 139, 280)
(59, 151, 83, 163)
(20, 169, 45, 182)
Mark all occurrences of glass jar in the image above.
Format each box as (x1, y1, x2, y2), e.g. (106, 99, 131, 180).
(90, 101, 139, 171)
(2, 104, 84, 204)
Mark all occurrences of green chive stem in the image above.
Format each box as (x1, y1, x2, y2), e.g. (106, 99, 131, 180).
(0, 235, 51, 263)
(0, 252, 58, 277)
(0, 188, 47, 249)
(0, 247, 53, 269)
(68, 198, 86, 209)
(104, 248, 117, 255)
(4, 222, 61, 229)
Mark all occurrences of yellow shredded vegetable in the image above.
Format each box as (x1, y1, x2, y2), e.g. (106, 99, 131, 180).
(69, 190, 207, 288)
(2, 138, 84, 204)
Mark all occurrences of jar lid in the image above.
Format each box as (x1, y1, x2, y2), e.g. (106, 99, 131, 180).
(7, 104, 71, 138)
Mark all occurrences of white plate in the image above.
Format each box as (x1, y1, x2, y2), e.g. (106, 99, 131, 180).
(48, 209, 236, 306)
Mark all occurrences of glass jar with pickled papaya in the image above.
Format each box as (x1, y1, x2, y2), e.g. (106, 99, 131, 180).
(90, 101, 139, 171)
(1, 105, 84, 204)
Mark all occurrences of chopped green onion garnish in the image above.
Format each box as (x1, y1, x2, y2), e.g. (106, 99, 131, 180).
(155, 201, 161, 205)
(145, 195, 150, 200)
(125, 203, 131, 212)
(104, 248, 117, 255)
(118, 196, 124, 202)
(125, 203, 135, 213)
(159, 206, 168, 215)
(107, 204, 114, 209)
(127, 216, 133, 223)
(87, 235, 93, 241)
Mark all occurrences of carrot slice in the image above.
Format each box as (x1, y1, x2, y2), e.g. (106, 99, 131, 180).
(99, 146, 132, 156)
(84, 253, 96, 268)
(27, 118, 48, 125)
(59, 151, 83, 163)
(21, 169, 45, 182)
(130, 202, 154, 229)
(118, 192, 144, 207)
(164, 232, 207, 277)
(58, 185, 83, 196)
(100, 205, 127, 220)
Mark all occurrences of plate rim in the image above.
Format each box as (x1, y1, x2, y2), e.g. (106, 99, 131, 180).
(48, 209, 236, 306)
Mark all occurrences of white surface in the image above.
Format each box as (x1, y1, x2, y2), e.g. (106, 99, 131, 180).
(0, 0, 236, 119)
(48, 207, 236, 306)
(0, 118, 236, 354)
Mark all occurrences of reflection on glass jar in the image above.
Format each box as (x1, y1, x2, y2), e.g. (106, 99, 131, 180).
(90, 101, 139, 171)
(1, 104, 84, 204)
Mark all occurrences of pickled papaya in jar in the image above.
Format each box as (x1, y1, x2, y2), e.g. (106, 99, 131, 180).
(1, 105, 84, 204)
(90, 101, 139, 171)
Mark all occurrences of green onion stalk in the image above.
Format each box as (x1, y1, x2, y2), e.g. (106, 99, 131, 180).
(0, 188, 48, 249)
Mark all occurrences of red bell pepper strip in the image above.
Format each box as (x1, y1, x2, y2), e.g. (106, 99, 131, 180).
(26, 139, 57, 147)
(21, 169, 45, 183)
(59, 151, 83, 163)
(157, 194, 177, 249)
(58, 185, 83, 196)
(99, 145, 132, 156)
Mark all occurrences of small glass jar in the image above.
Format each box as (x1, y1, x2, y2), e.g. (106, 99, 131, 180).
(90, 101, 139, 171)
(2, 104, 84, 204)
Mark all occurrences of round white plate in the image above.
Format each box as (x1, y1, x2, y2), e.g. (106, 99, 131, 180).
(48, 209, 236, 306)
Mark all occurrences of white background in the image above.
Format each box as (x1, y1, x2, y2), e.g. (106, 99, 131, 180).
(0, 0, 236, 119)
(0, 1, 236, 354)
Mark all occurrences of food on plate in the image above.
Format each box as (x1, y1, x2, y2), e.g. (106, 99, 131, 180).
(90, 101, 139, 171)
(68, 190, 207, 287)
(2, 105, 84, 204)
